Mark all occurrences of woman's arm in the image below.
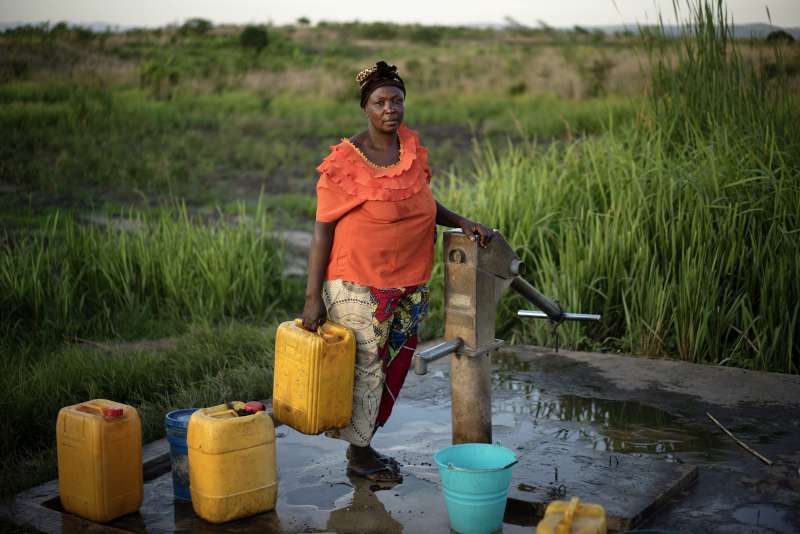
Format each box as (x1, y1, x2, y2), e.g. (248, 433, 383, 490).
(435, 200, 495, 248)
(301, 221, 336, 331)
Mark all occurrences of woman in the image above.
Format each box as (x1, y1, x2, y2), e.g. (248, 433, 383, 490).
(302, 61, 494, 483)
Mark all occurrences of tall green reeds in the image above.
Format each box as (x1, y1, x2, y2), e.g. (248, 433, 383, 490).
(650, 1, 798, 162)
(435, 1, 799, 372)
(0, 202, 300, 352)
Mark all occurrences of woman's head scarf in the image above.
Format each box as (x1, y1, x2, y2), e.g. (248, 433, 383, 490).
(356, 61, 405, 108)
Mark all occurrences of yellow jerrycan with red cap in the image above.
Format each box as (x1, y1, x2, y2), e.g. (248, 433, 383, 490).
(536, 497, 607, 534)
(187, 401, 277, 523)
(272, 319, 356, 434)
(56, 399, 143, 523)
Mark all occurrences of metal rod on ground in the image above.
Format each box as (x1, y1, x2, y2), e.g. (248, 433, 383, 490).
(706, 412, 773, 466)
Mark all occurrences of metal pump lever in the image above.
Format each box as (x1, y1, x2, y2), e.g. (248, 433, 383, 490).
(510, 276, 563, 321)
(512, 276, 601, 323)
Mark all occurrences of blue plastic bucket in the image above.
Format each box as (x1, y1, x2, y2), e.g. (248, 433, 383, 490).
(165, 408, 198, 501)
(434, 443, 517, 534)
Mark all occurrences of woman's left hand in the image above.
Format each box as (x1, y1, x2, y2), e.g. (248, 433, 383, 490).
(459, 219, 496, 248)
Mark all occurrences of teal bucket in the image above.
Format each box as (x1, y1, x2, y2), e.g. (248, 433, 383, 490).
(434, 443, 517, 534)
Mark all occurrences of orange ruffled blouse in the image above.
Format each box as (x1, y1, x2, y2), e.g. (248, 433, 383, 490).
(315, 124, 436, 289)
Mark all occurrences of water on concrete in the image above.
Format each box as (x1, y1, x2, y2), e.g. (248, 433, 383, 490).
(14, 346, 800, 533)
(492, 352, 725, 456)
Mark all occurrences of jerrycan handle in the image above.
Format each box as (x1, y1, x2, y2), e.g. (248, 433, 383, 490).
(221, 401, 245, 418)
(77, 402, 123, 417)
(77, 404, 103, 416)
(556, 497, 581, 534)
(293, 319, 342, 343)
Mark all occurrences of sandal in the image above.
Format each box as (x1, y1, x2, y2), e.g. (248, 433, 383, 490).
(346, 447, 402, 470)
(346, 462, 402, 483)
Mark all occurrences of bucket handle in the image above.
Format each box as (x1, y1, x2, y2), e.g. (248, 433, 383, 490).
(446, 459, 518, 472)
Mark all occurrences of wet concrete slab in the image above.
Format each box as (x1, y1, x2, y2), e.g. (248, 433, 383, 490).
(6, 345, 800, 533)
(495, 347, 800, 534)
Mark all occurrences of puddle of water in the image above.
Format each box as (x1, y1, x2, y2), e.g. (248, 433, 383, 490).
(283, 482, 353, 509)
(732, 503, 798, 533)
(490, 357, 723, 455)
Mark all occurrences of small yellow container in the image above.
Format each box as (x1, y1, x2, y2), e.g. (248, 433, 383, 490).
(187, 401, 277, 523)
(272, 319, 356, 434)
(536, 497, 607, 534)
(56, 399, 143, 523)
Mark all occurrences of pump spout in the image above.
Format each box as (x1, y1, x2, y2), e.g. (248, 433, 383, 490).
(413, 338, 463, 375)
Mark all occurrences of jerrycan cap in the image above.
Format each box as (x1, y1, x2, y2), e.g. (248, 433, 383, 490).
(103, 407, 124, 417)
(244, 401, 266, 413)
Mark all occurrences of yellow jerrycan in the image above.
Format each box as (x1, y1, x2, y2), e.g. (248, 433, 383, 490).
(56, 399, 143, 523)
(272, 319, 356, 434)
(536, 497, 607, 534)
(187, 401, 277, 523)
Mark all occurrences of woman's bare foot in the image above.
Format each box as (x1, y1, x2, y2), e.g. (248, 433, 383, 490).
(346, 444, 402, 483)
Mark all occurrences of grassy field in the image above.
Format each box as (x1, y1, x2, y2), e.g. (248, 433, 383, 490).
(1, 1, 799, 499)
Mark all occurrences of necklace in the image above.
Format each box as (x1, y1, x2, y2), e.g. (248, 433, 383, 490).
(342, 134, 403, 169)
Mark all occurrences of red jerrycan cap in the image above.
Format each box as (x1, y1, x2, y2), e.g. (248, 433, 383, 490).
(102, 407, 124, 417)
(244, 401, 265, 413)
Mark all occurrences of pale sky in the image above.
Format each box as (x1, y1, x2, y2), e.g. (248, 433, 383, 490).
(1, 0, 798, 28)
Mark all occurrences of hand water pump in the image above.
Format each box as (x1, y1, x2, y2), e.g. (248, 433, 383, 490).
(413, 230, 600, 444)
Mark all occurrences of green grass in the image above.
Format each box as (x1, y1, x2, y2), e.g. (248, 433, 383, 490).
(0, 320, 280, 496)
(0, 80, 635, 205)
(1, 200, 302, 350)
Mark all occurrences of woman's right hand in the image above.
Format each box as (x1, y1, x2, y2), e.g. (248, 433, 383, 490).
(301, 294, 327, 332)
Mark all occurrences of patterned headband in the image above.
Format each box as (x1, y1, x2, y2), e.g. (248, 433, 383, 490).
(356, 61, 401, 87)
(356, 65, 378, 87)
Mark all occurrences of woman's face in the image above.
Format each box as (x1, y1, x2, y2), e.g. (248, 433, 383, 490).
(363, 85, 405, 134)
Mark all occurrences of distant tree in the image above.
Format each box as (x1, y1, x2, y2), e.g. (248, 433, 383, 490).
(766, 30, 794, 43)
(297, 17, 311, 26)
(180, 18, 213, 36)
(504, 16, 527, 30)
(240, 25, 269, 54)
(573, 25, 590, 35)
(537, 20, 554, 35)
(409, 25, 441, 45)
(51, 21, 69, 33)
(356, 22, 398, 40)
(73, 26, 95, 43)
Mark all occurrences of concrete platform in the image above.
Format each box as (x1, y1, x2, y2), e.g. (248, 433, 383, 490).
(4, 346, 800, 533)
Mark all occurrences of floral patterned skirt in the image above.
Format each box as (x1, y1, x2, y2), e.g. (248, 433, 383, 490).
(321, 279, 429, 446)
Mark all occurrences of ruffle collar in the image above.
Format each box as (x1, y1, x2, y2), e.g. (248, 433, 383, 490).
(316, 125, 429, 201)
